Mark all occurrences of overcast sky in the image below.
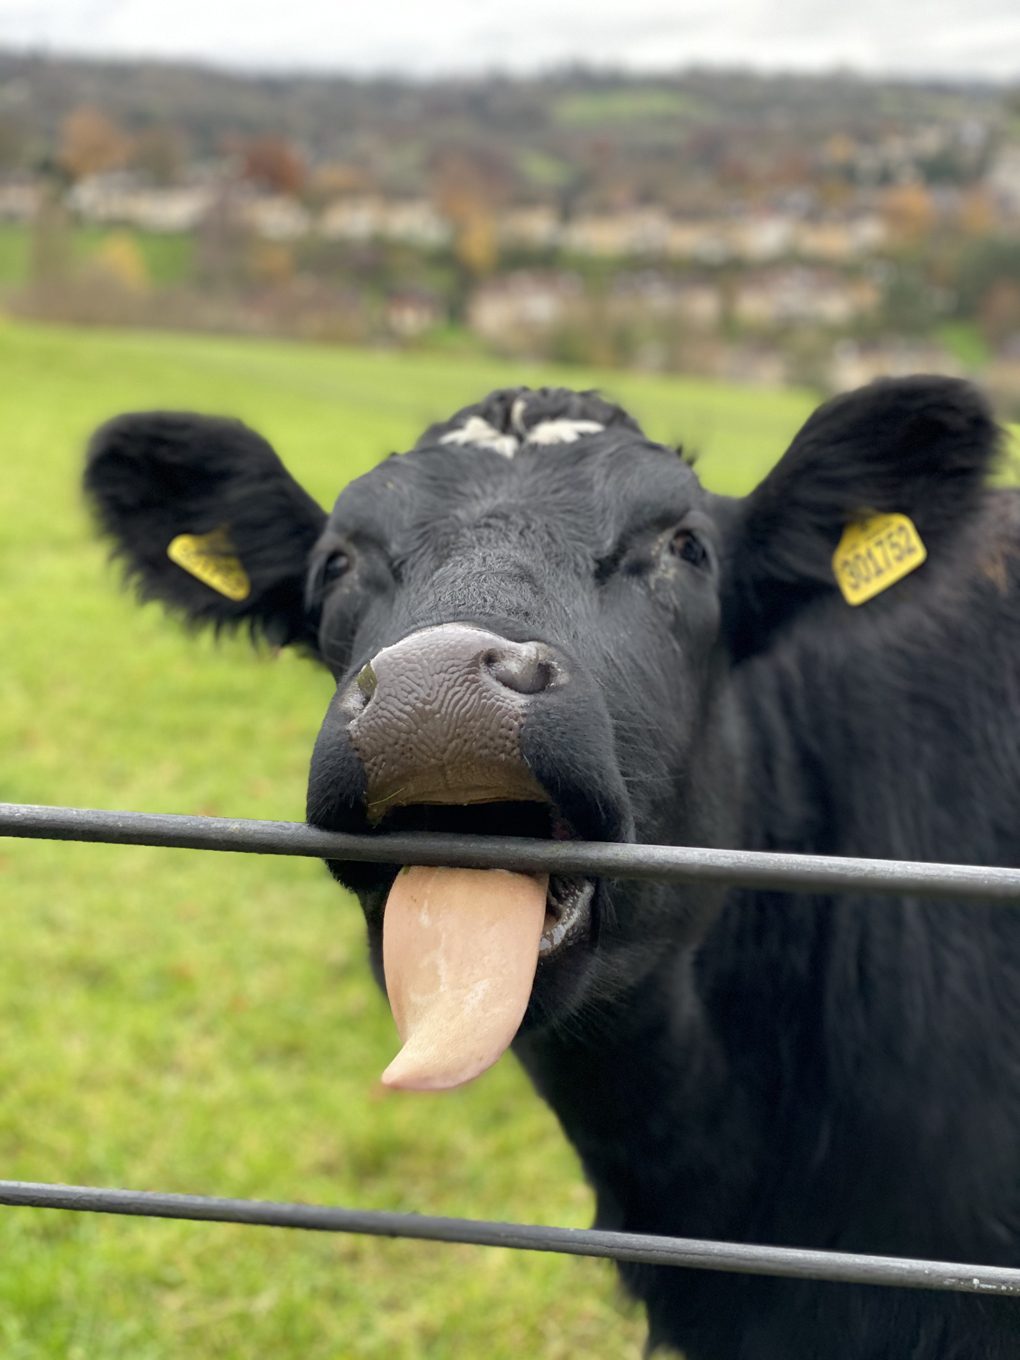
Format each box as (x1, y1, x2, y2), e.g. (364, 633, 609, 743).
(0, 0, 1018, 80)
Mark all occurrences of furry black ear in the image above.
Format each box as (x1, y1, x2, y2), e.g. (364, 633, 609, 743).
(722, 376, 1002, 661)
(85, 412, 328, 649)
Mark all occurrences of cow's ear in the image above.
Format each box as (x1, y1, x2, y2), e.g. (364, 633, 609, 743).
(721, 376, 1001, 661)
(84, 412, 328, 650)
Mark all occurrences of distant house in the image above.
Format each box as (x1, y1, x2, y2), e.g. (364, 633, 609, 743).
(467, 271, 582, 341)
(664, 220, 732, 263)
(318, 196, 452, 248)
(663, 216, 795, 265)
(609, 271, 722, 326)
(792, 217, 886, 262)
(557, 211, 886, 266)
(561, 209, 672, 257)
(385, 288, 445, 337)
(242, 195, 311, 241)
(496, 206, 562, 251)
(380, 199, 452, 249)
(733, 267, 880, 327)
(318, 196, 382, 241)
(68, 174, 213, 232)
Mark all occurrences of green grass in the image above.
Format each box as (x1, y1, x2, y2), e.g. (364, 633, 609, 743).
(0, 319, 819, 1358)
(936, 321, 992, 371)
(0, 224, 31, 287)
(0, 226, 194, 290)
(552, 88, 708, 126)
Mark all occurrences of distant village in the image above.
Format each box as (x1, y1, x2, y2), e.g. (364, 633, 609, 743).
(1, 59, 1020, 406)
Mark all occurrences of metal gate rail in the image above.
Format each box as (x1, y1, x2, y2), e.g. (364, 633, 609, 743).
(1, 1181, 1018, 1296)
(3, 799, 1020, 1297)
(4, 801, 1020, 902)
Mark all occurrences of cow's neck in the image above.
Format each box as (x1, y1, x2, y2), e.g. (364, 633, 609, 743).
(514, 940, 759, 1238)
(513, 674, 757, 1234)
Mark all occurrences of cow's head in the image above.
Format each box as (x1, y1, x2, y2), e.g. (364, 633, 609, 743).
(85, 379, 998, 1085)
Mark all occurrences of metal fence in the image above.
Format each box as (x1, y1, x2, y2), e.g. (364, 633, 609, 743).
(3, 798, 1020, 1298)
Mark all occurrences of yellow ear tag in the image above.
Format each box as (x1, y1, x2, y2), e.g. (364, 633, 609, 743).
(167, 529, 251, 602)
(832, 512, 927, 606)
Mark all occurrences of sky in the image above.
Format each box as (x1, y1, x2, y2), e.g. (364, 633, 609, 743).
(0, 0, 1019, 81)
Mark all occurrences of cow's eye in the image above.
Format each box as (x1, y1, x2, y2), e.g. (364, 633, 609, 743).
(669, 529, 707, 568)
(322, 550, 350, 585)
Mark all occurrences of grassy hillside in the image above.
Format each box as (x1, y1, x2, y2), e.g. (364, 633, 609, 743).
(0, 225, 195, 290)
(0, 320, 817, 1359)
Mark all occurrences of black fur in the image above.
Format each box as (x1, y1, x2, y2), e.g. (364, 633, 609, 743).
(85, 412, 326, 647)
(86, 378, 1020, 1358)
(723, 376, 999, 660)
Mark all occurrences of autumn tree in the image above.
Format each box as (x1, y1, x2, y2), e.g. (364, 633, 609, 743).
(958, 189, 997, 239)
(241, 137, 306, 196)
(881, 182, 937, 243)
(431, 147, 512, 277)
(59, 105, 132, 181)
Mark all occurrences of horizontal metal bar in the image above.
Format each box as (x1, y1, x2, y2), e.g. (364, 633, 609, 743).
(1, 1180, 1017, 1295)
(3, 802, 1020, 903)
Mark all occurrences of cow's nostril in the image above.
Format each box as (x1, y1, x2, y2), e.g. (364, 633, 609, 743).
(357, 661, 378, 700)
(484, 645, 554, 696)
(337, 660, 377, 721)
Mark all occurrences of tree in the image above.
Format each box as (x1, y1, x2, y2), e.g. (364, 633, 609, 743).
(881, 182, 936, 243)
(431, 148, 511, 278)
(59, 105, 132, 181)
(93, 232, 150, 292)
(241, 137, 305, 196)
(958, 189, 997, 238)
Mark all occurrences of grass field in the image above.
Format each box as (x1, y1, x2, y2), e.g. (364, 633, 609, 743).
(0, 318, 823, 1358)
(0, 225, 194, 290)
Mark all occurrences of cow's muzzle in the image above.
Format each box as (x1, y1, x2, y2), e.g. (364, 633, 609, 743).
(338, 624, 567, 824)
(308, 615, 633, 1007)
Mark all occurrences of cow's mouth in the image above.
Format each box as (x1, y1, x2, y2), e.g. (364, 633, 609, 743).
(540, 876, 594, 956)
(377, 799, 597, 959)
(374, 795, 604, 1091)
(310, 623, 630, 1092)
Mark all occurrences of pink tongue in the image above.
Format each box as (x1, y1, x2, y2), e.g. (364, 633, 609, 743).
(381, 866, 548, 1091)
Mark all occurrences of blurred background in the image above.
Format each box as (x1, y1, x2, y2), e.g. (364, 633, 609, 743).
(1, 2, 1020, 408)
(0, 5, 1018, 1358)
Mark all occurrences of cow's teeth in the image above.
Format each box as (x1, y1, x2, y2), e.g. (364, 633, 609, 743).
(539, 877, 594, 956)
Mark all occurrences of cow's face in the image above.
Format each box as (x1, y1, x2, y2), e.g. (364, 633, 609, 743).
(303, 391, 742, 1025)
(85, 378, 998, 1066)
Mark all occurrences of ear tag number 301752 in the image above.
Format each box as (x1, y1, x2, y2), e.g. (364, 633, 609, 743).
(832, 513, 927, 606)
(167, 529, 251, 601)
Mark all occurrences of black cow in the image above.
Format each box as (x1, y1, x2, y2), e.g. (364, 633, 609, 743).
(85, 378, 1020, 1359)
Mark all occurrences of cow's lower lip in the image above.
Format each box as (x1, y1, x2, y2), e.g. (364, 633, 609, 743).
(540, 876, 594, 956)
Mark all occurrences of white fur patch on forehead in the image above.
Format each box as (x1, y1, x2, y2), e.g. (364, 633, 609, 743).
(526, 418, 605, 445)
(438, 412, 605, 458)
(439, 416, 519, 459)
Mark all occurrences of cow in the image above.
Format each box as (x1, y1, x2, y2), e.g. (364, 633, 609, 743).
(84, 377, 1020, 1359)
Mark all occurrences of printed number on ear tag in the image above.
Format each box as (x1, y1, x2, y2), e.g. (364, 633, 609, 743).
(167, 530, 251, 601)
(832, 513, 927, 606)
